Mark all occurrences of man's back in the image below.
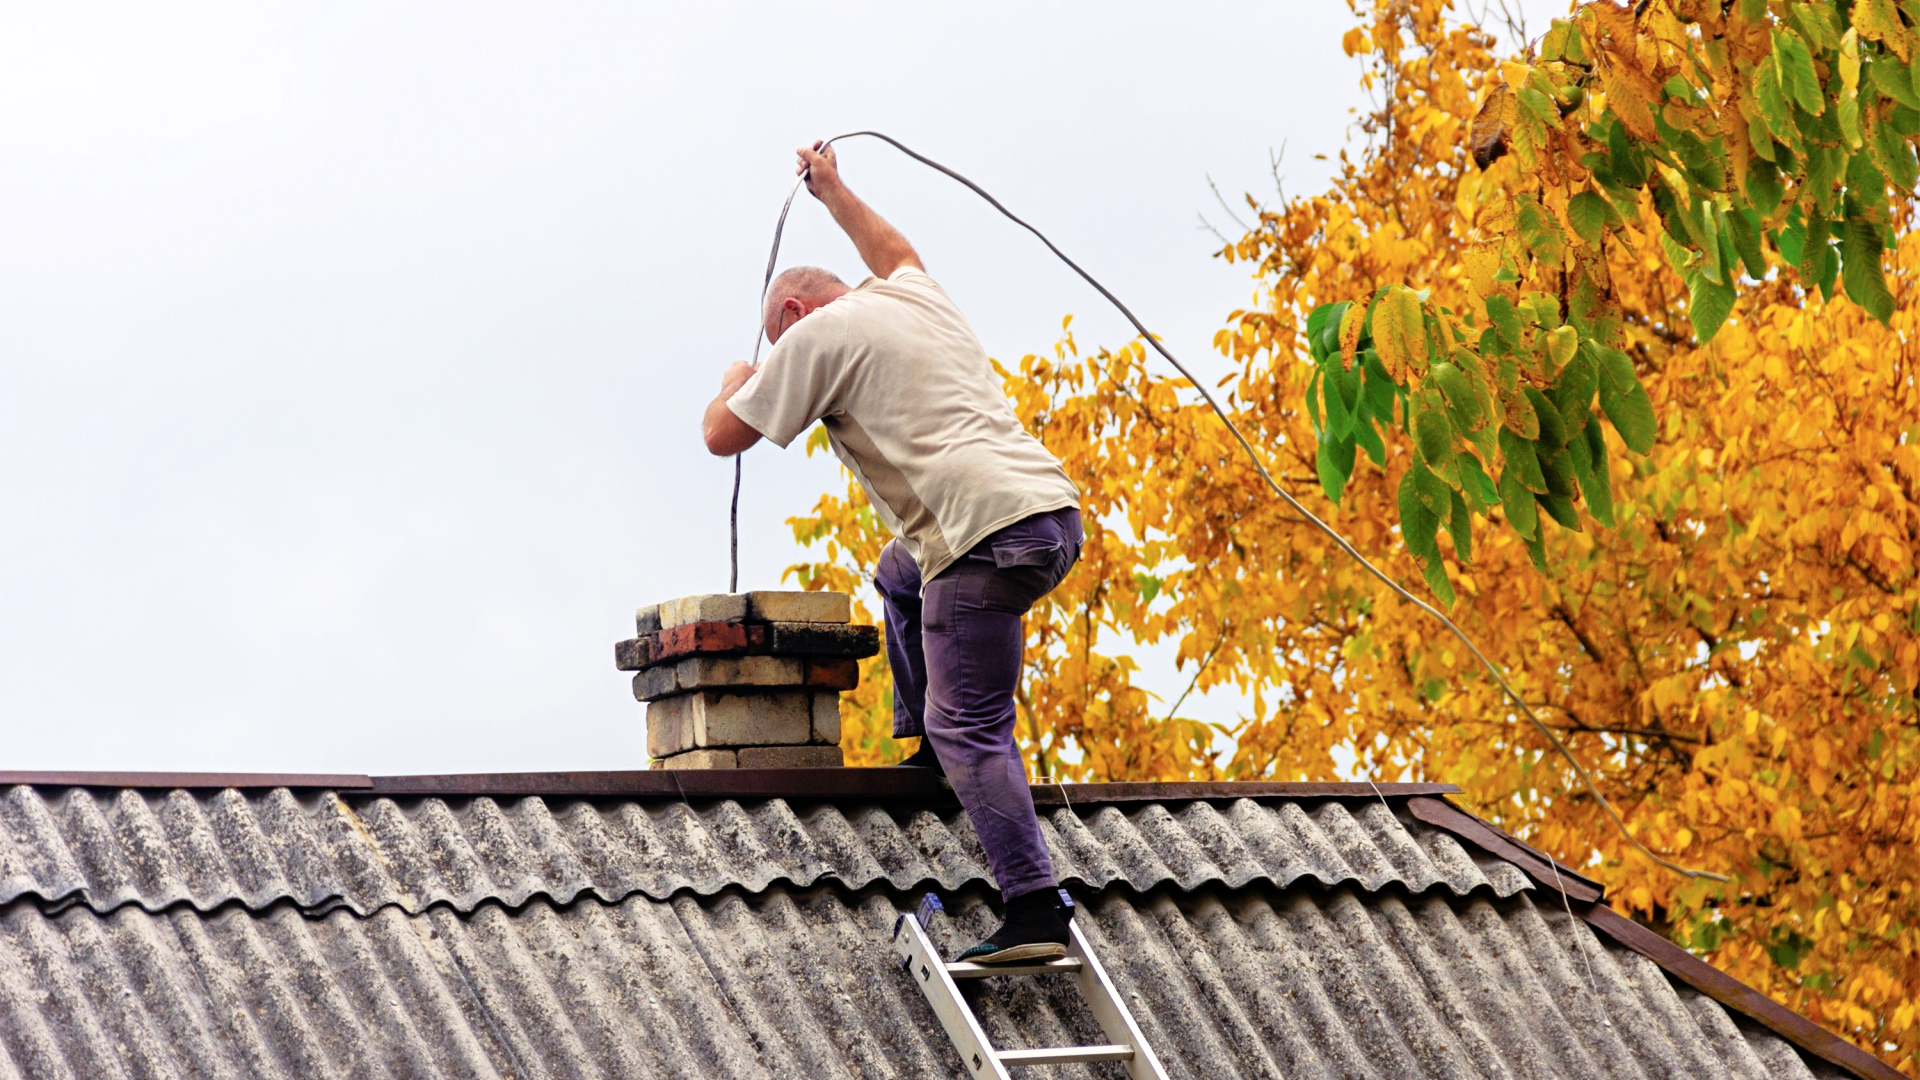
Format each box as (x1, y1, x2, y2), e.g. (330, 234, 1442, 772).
(729, 266, 1078, 580)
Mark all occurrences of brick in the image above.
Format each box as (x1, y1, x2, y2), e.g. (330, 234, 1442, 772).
(648, 622, 765, 665)
(804, 658, 860, 691)
(766, 622, 881, 659)
(810, 692, 842, 745)
(646, 694, 699, 757)
(614, 637, 651, 671)
(659, 593, 749, 628)
(646, 690, 813, 754)
(653, 748, 738, 769)
(632, 666, 679, 702)
(747, 590, 850, 625)
(737, 745, 843, 768)
(675, 655, 805, 692)
(635, 604, 662, 634)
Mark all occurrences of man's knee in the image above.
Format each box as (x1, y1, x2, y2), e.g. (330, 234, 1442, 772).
(876, 540, 922, 598)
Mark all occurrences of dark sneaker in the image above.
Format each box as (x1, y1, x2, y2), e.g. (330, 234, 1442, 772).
(956, 889, 1071, 964)
(894, 740, 946, 777)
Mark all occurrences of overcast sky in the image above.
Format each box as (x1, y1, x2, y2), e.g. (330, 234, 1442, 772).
(0, 2, 1553, 774)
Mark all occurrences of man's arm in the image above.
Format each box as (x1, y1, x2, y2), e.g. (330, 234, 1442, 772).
(798, 142, 922, 279)
(703, 361, 763, 456)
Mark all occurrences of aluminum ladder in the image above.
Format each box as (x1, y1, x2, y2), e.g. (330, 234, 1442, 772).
(891, 892, 1171, 1079)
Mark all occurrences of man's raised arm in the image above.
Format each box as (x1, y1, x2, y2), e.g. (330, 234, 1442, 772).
(798, 142, 922, 279)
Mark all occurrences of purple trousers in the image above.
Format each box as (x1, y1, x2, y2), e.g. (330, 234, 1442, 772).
(875, 506, 1083, 902)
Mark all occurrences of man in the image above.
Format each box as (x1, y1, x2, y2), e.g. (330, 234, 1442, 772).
(702, 141, 1082, 964)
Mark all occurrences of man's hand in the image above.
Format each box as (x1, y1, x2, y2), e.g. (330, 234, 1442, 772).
(703, 362, 764, 456)
(797, 141, 841, 200)
(719, 360, 757, 398)
(798, 139, 922, 279)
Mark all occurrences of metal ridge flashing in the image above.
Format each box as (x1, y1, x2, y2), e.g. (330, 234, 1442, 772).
(0, 768, 1458, 802)
(0, 771, 374, 790)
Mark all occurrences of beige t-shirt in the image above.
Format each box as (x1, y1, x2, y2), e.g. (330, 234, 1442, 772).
(728, 265, 1080, 581)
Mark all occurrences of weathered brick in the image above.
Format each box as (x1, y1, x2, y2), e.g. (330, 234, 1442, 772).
(747, 590, 850, 625)
(646, 694, 699, 757)
(737, 745, 843, 768)
(810, 692, 842, 745)
(646, 690, 813, 753)
(766, 622, 881, 659)
(674, 655, 805, 692)
(635, 604, 662, 634)
(804, 658, 860, 691)
(659, 593, 749, 628)
(614, 637, 651, 671)
(632, 666, 679, 702)
(653, 748, 738, 769)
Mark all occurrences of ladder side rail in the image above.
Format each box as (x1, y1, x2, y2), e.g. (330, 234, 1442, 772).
(892, 914, 1015, 1080)
(1065, 920, 1174, 1080)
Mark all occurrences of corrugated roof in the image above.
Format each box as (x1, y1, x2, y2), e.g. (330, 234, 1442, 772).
(0, 881, 1848, 1080)
(0, 785, 1530, 917)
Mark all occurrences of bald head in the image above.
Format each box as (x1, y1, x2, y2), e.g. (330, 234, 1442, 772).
(763, 265, 849, 344)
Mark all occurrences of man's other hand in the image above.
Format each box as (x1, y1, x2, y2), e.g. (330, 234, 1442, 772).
(720, 361, 757, 397)
(798, 141, 841, 199)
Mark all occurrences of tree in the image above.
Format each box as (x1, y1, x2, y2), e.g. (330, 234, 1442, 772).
(787, 0, 1920, 1067)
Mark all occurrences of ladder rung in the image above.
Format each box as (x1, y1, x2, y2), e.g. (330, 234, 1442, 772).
(996, 1044, 1135, 1066)
(945, 957, 1084, 979)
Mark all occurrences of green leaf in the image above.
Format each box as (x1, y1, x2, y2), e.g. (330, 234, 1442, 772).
(1306, 302, 1345, 360)
(1361, 350, 1398, 421)
(1594, 347, 1658, 453)
(1567, 191, 1612, 245)
(1317, 431, 1357, 505)
(1500, 428, 1547, 493)
(1728, 208, 1767, 278)
(1537, 488, 1581, 530)
(1320, 355, 1356, 439)
(1525, 386, 1568, 449)
(1422, 555, 1457, 606)
(1398, 467, 1442, 559)
(1448, 489, 1473, 565)
(1410, 458, 1452, 519)
(1498, 464, 1540, 540)
(1372, 286, 1428, 382)
(1430, 360, 1487, 433)
(1607, 117, 1648, 186)
(1457, 451, 1499, 509)
(1353, 410, 1386, 467)
(1545, 325, 1578, 373)
(1551, 346, 1597, 431)
(1538, 446, 1577, 500)
(1869, 104, 1920, 190)
(1688, 271, 1738, 342)
(1746, 152, 1785, 218)
(1841, 214, 1895, 322)
(1573, 417, 1617, 527)
(1870, 52, 1920, 108)
(1414, 393, 1455, 468)
(1517, 195, 1568, 266)
(1772, 28, 1824, 109)
(1484, 294, 1524, 350)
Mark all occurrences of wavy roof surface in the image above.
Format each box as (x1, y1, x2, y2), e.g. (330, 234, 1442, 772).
(0, 774, 1891, 1080)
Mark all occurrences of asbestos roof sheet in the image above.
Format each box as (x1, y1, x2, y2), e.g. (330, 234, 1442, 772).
(0, 881, 1847, 1080)
(0, 785, 1530, 917)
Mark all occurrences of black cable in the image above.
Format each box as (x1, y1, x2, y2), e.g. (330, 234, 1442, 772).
(742, 131, 1722, 882)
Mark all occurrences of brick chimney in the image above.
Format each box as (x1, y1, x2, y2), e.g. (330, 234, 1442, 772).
(615, 592, 878, 768)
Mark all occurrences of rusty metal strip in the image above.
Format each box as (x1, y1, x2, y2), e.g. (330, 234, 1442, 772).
(0, 771, 374, 790)
(363, 771, 1457, 803)
(1404, 796, 1604, 901)
(1579, 904, 1903, 1080)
